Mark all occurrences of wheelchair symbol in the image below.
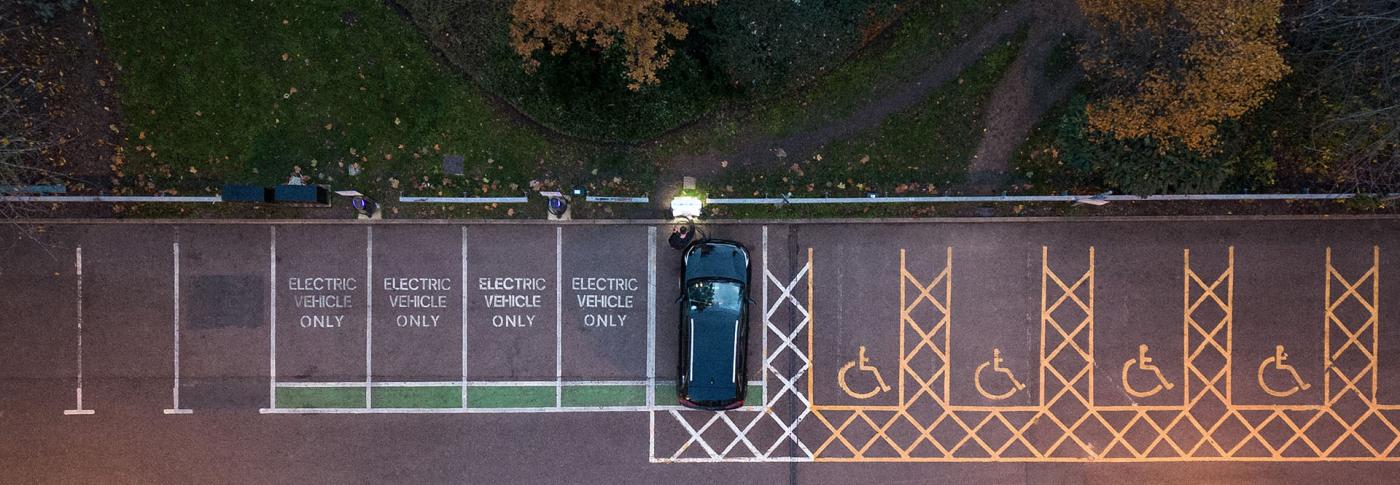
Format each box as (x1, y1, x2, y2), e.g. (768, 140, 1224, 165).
(1258, 344, 1311, 398)
(975, 348, 1025, 400)
(1121, 344, 1174, 398)
(839, 346, 891, 399)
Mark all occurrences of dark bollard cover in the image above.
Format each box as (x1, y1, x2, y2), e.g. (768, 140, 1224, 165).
(273, 184, 330, 205)
(222, 184, 271, 203)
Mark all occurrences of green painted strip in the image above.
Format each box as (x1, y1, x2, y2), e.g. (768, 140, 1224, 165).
(276, 387, 365, 408)
(372, 386, 462, 409)
(561, 385, 646, 407)
(655, 382, 678, 403)
(748, 384, 764, 403)
(466, 385, 556, 408)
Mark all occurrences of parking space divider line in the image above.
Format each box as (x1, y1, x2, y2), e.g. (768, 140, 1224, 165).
(279, 381, 468, 387)
(269, 227, 277, 409)
(63, 246, 93, 416)
(556, 226, 563, 408)
(366, 226, 374, 408)
(762, 226, 769, 406)
(257, 404, 765, 414)
(647, 227, 657, 409)
(164, 239, 192, 415)
(470, 227, 476, 409)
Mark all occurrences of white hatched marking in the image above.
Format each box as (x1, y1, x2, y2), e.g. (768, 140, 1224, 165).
(654, 255, 814, 462)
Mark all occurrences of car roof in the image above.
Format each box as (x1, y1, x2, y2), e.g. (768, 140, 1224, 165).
(686, 314, 740, 400)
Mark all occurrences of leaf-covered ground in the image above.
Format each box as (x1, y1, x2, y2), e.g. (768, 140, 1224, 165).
(100, 0, 584, 209)
(95, 0, 1027, 216)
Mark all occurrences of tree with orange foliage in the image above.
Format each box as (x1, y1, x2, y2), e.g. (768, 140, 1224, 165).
(510, 0, 714, 91)
(1077, 0, 1290, 152)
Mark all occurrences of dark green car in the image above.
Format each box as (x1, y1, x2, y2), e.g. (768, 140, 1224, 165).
(677, 240, 751, 410)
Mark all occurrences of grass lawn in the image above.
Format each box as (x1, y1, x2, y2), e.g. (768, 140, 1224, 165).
(98, 0, 1021, 216)
(99, 0, 579, 206)
(657, 0, 1015, 159)
(706, 33, 1024, 205)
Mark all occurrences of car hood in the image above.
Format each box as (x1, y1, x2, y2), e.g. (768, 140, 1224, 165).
(684, 243, 748, 281)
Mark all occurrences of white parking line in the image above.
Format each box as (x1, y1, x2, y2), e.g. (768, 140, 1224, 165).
(64, 246, 93, 416)
(258, 402, 767, 415)
(461, 226, 469, 409)
(647, 226, 657, 408)
(555, 226, 563, 408)
(365, 226, 373, 408)
(761, 226, 769, 405)
(270, 378, 715, 388)
(259, 405, 765, 415)
(268, 226, 277, 409)
(164, 240, 192, 415)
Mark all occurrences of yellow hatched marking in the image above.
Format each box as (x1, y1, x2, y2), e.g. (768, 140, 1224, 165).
(805, 244, 1400, 462)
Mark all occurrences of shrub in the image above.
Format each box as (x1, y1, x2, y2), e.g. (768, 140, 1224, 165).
(19, 0, 79, 21)
(1052, 94, 1271, 194)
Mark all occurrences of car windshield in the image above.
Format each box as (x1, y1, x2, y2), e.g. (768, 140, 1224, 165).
(687, 280, 742, 314)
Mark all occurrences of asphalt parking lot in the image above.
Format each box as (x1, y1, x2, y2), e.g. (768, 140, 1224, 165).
(2, 216, 1400, 483)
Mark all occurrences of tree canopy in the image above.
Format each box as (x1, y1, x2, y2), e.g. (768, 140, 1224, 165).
(509, 0, 714, 91)
(1077, 0, 1290, 152)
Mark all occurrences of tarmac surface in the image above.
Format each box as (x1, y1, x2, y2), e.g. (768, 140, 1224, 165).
(2, 217, 1400, 484)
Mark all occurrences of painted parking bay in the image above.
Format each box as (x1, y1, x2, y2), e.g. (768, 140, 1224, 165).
(265, 225, 668, 411)
(11, 218, 1400, 472)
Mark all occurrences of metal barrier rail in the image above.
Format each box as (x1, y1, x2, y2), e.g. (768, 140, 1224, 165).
(7, 192, 1391, 205)
(0, 195, 221, 203)
(585, 195, 649, 203)
(399, 196, 529, 204)
(705, 193, 1393, 204)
